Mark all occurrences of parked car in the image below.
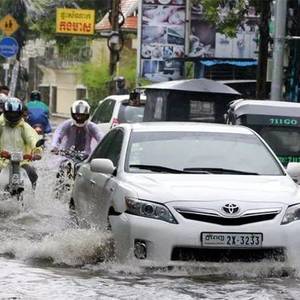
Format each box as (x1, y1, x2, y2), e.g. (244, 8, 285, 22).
(71, 122, 300, 263)
(91, 95, 146, 135)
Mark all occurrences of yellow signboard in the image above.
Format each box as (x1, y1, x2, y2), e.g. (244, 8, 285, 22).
(0, 14, 19, 36)
(56, 8, 95, 35)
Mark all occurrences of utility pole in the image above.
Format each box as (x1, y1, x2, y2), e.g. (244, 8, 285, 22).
(109, 0, 120, 94)
(256, 0, 270, 99)
(270, 0, 287, 101)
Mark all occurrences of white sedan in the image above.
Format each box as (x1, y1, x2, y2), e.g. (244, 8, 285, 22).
(71, 122, 300, 263)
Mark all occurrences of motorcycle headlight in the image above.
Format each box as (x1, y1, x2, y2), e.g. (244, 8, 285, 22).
(281, 203, 300, 225)
(125, 197, 177, 224)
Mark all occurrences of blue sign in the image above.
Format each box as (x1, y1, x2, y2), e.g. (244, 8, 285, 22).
(0, 37, 19, 58)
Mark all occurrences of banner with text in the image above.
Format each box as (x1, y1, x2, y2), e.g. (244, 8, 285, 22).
(56, 8, 95, 36)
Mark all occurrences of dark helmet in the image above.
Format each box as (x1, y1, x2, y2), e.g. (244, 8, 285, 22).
(30, 90, 41, 101)
(3, 97, 23, 125)
(114, 76, 125, 88)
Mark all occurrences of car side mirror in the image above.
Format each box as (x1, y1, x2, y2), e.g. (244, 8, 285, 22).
(90, 158, 115, 174)
(286, 162, 300, 183)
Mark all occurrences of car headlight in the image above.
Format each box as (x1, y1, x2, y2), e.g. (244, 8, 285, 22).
(125, 197, 177, 224)
(281, 203, 300, 225)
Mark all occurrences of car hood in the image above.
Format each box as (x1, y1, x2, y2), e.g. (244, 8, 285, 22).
(123, 173, 300, 205)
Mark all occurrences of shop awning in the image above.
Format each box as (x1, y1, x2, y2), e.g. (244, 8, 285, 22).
(200, 59, 258, 67)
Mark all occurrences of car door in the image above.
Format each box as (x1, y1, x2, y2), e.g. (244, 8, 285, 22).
(89, 129, 124, 226)
(91, 99, 116, 135)
(72, 161, 94, 220)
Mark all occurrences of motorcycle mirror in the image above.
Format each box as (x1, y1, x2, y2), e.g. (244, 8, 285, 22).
(35, 139, 45, 148)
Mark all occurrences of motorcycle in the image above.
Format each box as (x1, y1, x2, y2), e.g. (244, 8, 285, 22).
(54, 147, 88, 199)
(0, 139, 45, 202)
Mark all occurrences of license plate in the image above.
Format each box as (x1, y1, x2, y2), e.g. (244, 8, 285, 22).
(201, 232, 263, 248)
(10, 152, 23, 162)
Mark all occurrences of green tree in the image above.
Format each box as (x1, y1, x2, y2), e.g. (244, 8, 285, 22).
(78, 47, 138, 111)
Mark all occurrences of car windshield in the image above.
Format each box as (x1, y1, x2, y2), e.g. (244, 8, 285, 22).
(126, 131, 283, 175)
(118, 103, 145, 123)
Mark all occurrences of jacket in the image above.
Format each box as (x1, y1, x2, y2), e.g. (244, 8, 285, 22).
(51, 119, 103, 155)
(26, 100, 52, 134)
(0, 118, 42, 168)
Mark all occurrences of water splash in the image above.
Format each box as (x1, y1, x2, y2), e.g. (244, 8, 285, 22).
(0, 228, 113, 266)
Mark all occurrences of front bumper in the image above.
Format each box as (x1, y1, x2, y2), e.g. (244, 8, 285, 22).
(110, 212, 300, 263)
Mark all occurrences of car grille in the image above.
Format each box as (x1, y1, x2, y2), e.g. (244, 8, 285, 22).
(171, 247, 286, 262)
(175, 208, 281, 225)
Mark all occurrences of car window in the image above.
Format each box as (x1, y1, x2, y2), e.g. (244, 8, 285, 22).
(118, 103, 145, 123)
(91, 99, 116, 123)
(90, 129, 124, 166)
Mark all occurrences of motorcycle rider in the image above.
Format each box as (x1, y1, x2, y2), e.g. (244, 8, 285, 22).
(0, 97, 42, 188)
(26, 90, 52, 134)
(51, 100, 103, 155)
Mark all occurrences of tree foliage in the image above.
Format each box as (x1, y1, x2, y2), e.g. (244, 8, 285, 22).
(78, 47, 138, 111)
(193, 0, 264, 37)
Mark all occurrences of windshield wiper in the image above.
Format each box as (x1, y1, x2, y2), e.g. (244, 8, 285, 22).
(183, 167, 259, 175)
(129, 164, 208, 174)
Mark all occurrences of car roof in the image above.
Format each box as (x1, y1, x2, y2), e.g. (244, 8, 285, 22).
(99, 94, 146, 104)
(119, 122, 254, 135)
(230, 99, 300, 117)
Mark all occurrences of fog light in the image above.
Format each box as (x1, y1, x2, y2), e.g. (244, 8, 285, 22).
(134, 240, 147, 259)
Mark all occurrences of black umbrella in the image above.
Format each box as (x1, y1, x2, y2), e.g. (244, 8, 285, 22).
(142, 78, 241, 95)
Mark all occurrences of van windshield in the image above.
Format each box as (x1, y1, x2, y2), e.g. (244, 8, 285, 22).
(239, 114, 300, 165)
(257, 127, 300, 165)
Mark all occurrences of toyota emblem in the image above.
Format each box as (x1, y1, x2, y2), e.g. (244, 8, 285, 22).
(222, 203, 239, 214)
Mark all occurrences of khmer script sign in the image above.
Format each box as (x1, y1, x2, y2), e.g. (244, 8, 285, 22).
(56, 8, 95, 35)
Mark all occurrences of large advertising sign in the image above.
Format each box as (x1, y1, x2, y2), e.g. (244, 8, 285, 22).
(56, 8, 95, 35)
(139, 0, 186, 82)
(189, 2, 258, 59)
(138, 1, 258, 82)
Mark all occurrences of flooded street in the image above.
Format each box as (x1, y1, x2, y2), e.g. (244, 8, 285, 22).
(0, 150, 300, 299)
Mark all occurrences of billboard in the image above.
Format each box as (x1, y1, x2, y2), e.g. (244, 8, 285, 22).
(56, 8, 95, 35)
(138, 0, 186, 82)
(189, 2, 258, 59)
(137, 1, 258, 82)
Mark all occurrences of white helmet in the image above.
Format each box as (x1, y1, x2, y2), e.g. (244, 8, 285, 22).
(71, 100, 90, 127)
